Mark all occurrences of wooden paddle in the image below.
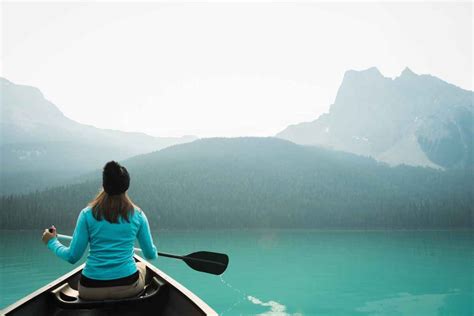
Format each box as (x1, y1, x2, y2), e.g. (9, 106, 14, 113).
(55, 233, 229, 275)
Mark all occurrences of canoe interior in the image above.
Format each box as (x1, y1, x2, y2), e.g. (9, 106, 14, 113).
(3, 256, 212, 316)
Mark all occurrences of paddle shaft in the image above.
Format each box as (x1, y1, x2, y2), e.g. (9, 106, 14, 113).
(56, 234, 225, 267)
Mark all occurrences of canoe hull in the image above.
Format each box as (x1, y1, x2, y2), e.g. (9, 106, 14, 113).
(2, 255, 217, 316)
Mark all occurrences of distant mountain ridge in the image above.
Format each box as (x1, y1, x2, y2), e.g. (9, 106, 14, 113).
(0, 77, 197, 195)
(1, 137, 472, 230)
(277, 67, 473, 169)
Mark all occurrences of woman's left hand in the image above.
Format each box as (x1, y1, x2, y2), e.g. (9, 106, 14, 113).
(42, 226, 57, 244)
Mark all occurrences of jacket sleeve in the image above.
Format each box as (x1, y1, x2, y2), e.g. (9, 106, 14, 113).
(47, 209, 89, 264)
(137, 211, 157, 260)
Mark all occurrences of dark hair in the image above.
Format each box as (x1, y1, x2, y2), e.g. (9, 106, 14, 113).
(88, 189, 136, 223)
(88, 161, 136, 223)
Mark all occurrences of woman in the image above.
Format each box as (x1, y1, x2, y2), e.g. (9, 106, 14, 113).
(41, 161, 157, 300)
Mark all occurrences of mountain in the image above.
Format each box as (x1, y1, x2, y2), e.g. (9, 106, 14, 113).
(0, 77, 196, 195)
(277, 67, 473, 169)
(1, 138, 472, 230)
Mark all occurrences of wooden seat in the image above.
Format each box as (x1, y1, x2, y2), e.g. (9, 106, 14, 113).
(51, 277, 166, 309)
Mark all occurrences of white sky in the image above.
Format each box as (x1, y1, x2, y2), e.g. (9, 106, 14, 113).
(1, 2, 472, 138)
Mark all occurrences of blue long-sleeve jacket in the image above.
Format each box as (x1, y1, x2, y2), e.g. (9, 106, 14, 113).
(47, 207, 157, 280)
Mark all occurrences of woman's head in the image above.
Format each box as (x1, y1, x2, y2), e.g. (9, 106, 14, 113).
(103, 161, 130, 195)
(89, 161, 136, 223)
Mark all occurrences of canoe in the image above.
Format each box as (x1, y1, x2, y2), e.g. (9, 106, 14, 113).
(2, 254, 217, 316)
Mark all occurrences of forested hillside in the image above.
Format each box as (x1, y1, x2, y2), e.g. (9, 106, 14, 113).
(1, 138, 472, 230)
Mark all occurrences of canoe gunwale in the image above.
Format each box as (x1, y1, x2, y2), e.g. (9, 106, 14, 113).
(1, 261, 84, 315)
(1, 254, 217, 316)
(134, 255, 217, 315)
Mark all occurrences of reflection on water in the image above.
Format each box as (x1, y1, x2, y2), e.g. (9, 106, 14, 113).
(356, 292, 451, 315)
(1, 230, 473, 315)
(247, 295, 300, 316)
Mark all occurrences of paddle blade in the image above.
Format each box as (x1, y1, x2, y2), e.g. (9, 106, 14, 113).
(183, 251, 229, 275)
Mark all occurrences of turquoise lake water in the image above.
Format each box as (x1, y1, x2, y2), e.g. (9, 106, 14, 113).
(1, 230, 472, 315)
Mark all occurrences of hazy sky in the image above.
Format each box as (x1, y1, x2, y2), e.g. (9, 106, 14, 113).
(1, 2, 472, 138)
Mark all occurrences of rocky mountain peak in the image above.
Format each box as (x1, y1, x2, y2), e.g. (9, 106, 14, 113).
(342, 67, 384, 83)
(277, 67, 473, 169)
(400, 67, 417, 78)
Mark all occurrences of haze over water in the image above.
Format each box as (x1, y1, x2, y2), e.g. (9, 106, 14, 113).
(1, 229, 472, 315)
